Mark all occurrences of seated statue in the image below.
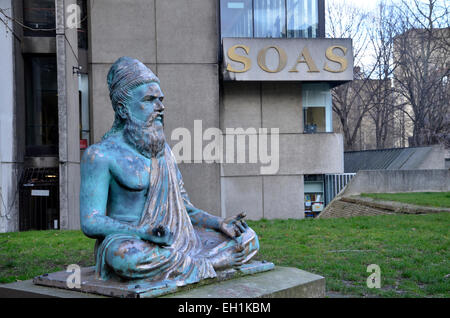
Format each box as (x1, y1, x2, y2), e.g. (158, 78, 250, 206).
(80, 57, 259, 285)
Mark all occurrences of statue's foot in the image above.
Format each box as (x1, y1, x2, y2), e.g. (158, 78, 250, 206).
(209, 244, 247, 271)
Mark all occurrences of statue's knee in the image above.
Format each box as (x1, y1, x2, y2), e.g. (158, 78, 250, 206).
(105, 238, 173, 278)
(105, 239, 147, 273)
(252, 232, 260, 252)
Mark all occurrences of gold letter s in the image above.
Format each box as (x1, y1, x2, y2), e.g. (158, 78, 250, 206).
(324, 46, 348, 73)
(227, 45, 251, 73)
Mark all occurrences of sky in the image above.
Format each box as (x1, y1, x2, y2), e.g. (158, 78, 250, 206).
(330, 0, 379, 12)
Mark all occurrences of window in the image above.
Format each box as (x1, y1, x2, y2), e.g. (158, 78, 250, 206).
(220, 0, 253, 37)
(287, 0, 318, 38)
(77, 0, 88, 49)
(23, 0, 56, 36)
(304, 174, 324, 218)
(25, 55, 59, 156)
(221, 0, 321, 39)
(254, 0, 286, 38)
(302, 83, 332, 133)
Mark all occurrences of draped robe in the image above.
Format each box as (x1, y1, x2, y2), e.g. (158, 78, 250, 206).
(95, 144, 259, 285)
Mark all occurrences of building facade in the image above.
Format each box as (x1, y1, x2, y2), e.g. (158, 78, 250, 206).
(0, 0, 352, 232)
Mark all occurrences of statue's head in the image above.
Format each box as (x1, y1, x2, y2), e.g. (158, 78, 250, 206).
(104, 57, 166, 158)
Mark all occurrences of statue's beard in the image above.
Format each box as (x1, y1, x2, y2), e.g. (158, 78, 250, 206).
(123, 112, 166, 158)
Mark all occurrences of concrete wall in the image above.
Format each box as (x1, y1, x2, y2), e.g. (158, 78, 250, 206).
(88, 0, 221, 215)
(56, 0, 80, 230)
(417, 145, 447, 170)
(342, 169, 450, 196)
(220, 82, 344, 220)
(0, 0, 20, 233)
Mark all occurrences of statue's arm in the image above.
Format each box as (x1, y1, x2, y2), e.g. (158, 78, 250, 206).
(175, 166, 222, 230)
(173, 154, 249, 238)
(181, 179, 248, 238)
(185, 199, 222, 230)
(80, 147, 148, 240)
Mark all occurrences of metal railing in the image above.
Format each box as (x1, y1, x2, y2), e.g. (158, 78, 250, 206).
(325, 173, 356, 205)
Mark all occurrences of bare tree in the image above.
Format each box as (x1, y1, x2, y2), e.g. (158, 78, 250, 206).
(366, 1, 402, 149)
(329, 0, 449, 150)
(392, 0, 450, 147)
(326, 1, 379, 151)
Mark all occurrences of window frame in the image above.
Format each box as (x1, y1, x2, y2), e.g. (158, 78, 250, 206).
(301, 83, 332, 133)
(220, 0, 325, 39)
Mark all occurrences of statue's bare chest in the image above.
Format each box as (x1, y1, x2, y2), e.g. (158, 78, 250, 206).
(110, 154, 152, 191)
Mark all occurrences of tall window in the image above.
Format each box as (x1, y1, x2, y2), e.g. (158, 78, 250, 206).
(77, 0, 88, 49)
(220, 0, 253, 37)
(220, 0, 321, 38)
(25, 56, 59, 156)
(302, 83, 332, 133)
(254, 0, 286, 38)
(23, 0, 56, 36)
(287, 0, 318, 38)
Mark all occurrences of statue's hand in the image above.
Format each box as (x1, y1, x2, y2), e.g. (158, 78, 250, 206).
(219, 212, 249, 239)
(140, 224, 174, 247)
(152, 225, 175, 246)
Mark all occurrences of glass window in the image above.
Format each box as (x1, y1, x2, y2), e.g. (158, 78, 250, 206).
(23, 0, 56, 36)
(302, 83, 332, 133)
(77, 0, 88, 49)
(25, 56, 59, 156)
(254, 0, 286, 38)
(221, 0, 320, 38)
(287, 0, 318, 38)
(220, 0, 253, 38)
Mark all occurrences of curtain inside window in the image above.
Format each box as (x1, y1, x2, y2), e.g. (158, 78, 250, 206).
(220, 0, 319, 39)
(221, 0, 253, 37)
(254, 0, 286, 38)
(287, 0, 318, 38)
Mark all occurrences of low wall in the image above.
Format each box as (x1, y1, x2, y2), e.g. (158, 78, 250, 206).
(341, 169, 450, 196)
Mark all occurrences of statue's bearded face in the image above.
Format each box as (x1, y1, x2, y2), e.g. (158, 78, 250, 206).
(121, 82, 166, 158)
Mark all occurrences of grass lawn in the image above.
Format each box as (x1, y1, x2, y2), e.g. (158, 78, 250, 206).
(360, 192, 450, 208)
(1, 213, 449, 297)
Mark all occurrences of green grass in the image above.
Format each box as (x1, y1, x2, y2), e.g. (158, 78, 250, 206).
(0, 230, 95, 284)
(1, 213, 449, 297)
(360, 192, 450, 208)
(249, 213, 450, 298)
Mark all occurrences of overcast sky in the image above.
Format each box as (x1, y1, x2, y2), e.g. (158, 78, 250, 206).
(329, 0, 379, 11)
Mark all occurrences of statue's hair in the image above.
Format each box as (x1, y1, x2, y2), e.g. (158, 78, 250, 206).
(102, 57, 160, 140)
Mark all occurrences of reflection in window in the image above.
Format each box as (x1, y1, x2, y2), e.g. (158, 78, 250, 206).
(304, 107, 325, 133)
(220, 0, 320, 38)
(302, 83, 332, 133)
(287, 0, 318, 38)
(220, 0, 253, 37)
(23, 0, 55, 36)
(254, 0, 285, 38)
(77, 0, 88, 49)
(25, 56, 58, 156)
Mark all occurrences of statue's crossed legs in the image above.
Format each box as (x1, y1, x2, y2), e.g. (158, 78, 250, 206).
(95, 227, 259, 282)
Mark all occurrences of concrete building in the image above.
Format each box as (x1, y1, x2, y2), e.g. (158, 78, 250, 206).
(0, 0, 83, 232)
(0, 0, 353, 232)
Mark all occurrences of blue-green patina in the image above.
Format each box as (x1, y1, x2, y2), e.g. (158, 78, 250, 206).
(80, 57, 259, 286)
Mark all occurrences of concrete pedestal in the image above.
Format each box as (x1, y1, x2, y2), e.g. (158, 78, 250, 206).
(0, 266, 325, 298)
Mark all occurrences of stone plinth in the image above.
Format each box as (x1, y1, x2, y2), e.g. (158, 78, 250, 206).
(0, 265, 325, 298)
